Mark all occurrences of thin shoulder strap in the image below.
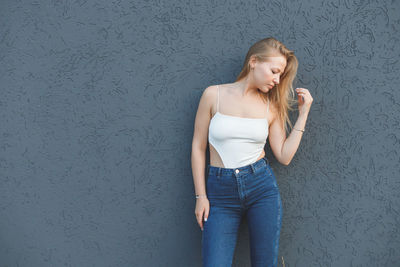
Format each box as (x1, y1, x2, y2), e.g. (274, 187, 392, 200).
(217, 85, 220, 112)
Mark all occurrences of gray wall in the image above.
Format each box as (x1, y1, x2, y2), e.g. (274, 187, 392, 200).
(1, 0, 399, 266)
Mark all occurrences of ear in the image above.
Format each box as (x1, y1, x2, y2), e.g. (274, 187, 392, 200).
(249, 55, 257, 69)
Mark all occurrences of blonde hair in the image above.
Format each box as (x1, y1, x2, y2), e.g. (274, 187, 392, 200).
(235, 37, 299, 135)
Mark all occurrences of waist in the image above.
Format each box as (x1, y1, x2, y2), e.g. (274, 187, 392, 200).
(207, 156, 270, 176)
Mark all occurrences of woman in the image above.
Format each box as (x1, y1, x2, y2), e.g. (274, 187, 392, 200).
(191, 37, 313, 267)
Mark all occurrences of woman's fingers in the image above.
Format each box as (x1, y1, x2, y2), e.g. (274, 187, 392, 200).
(195, 200, 210, 231)
(296, 88, 313, 99)
(296, 88, 314, 104)
(196, 211, 204, 230)
(296, 87, 308, 93)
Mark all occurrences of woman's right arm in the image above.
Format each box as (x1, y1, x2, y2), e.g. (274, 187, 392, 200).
(191, 86, 214, 231)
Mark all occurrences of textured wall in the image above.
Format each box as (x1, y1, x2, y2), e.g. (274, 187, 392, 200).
(0, 0, 399, 266)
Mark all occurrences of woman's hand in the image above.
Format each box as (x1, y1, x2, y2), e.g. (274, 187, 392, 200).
(295, 88, 313, 115)
(195, 197, 209, 231)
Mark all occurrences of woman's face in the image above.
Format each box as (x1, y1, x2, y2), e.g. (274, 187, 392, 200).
(251, 55, 287, 93)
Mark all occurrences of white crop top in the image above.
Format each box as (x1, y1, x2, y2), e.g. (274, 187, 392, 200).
(208, 85, 270, 168)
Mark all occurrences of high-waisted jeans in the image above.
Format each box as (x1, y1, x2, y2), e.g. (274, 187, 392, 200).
(202, 156, 283, 267)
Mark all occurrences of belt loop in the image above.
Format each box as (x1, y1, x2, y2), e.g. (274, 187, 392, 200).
(250, 164, 255, 173)
(218, 168, 222, 177)
(263, 156, 269, 165)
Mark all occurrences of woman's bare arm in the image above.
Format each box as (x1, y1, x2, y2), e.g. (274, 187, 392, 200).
(191, 86, 214, 197)
(269, 112, 308, 165)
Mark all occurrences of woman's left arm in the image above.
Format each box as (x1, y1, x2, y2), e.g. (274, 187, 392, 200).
(269, 88, 313, 165)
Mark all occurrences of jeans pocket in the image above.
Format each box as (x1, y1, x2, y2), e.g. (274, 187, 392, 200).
(264, 165, 279, 188)
(206, 174, 219, 195)
(207, 173, 237, 198)
(206, 173, 216, 186)
(266, 164, 275, 177)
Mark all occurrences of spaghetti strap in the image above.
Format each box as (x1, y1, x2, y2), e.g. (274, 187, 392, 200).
(217, 85, 220, 112)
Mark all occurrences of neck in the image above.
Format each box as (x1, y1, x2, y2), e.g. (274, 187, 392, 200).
(235, 78, 261, 98)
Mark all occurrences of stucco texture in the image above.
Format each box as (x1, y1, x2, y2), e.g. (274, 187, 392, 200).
(0, 0, 399, 266)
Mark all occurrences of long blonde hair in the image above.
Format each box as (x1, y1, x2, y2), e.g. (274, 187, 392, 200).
(235, 37, 299, 135)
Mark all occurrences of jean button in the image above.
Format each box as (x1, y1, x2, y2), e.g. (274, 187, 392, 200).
(235, 169, 239, 174)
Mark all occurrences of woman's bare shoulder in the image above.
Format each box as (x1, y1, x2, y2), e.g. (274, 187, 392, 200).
(197, 85, 219, 117)
(200, 83, 231, 107)
(201, 85, 218, 101)
(202, 83, 233, 99)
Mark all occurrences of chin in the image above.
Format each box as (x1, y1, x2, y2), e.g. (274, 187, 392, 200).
(257, 85, 270, 93)
(261, 85, 271, 92)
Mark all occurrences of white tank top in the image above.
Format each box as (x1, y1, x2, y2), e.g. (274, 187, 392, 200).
(208, 85, 270, 168)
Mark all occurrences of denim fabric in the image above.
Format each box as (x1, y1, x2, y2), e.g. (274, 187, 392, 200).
(202, 156, 283, 267)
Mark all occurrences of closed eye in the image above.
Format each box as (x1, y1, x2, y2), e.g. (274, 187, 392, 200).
(272, 68, 281, 74)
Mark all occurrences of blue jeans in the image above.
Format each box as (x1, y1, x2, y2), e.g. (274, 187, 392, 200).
(202, 156, 283, 267)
